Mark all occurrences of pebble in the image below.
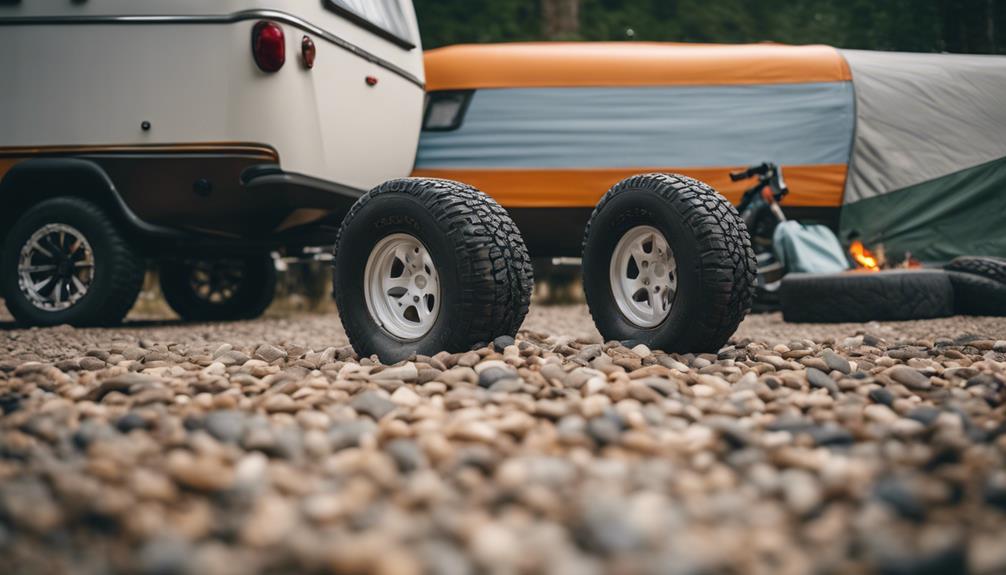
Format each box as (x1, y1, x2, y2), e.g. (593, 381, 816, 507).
(167, 453, 235, 492)
(477, 366, 517, 389)
(887, 365, 933, 390)
(0, 309, 1003, 574)
(492, 335, 515, 350)
(254, 344, 287, 363)
(204, 410, 246, 443)
(263, 394, 299, 413)
(390, 386, 421, 407)
(349, 391, 396, 420)
(373, 362, 419, 382)
(821, 349, 852, 374)
(806, 367, 839, 395)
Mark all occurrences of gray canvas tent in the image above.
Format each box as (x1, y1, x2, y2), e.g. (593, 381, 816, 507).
(840, 50, 1006, 261)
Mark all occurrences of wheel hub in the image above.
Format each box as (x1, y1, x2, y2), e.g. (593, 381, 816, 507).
(364, 233, 441, 340)
(17, 223, 95, 311)
(609, 225, 677, 328)
(186, 259, 245, 304)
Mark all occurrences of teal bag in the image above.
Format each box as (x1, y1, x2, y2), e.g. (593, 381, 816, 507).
(773, 221, 850, 274)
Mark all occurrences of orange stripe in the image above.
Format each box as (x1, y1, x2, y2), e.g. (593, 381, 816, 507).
(411, 165, 848, 208)
(426, 43, 852, 91)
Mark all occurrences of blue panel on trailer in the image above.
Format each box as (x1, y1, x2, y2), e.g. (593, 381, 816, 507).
(416, 82, 855, 170)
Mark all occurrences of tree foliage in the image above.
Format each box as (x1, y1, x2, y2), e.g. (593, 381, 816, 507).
(414, 0, 1003, 53)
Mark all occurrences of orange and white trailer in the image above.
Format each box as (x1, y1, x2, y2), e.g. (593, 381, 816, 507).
(417, 42, 1006, 263)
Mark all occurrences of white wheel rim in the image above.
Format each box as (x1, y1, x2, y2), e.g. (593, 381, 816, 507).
(18, 223, 95, 311)
(364, 233, 441, 340)
(609, 225, 677, 328)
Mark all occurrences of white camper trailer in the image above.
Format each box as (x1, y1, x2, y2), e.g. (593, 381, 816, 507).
(0, 1, 754, 361)
(0, 0, 539, 363)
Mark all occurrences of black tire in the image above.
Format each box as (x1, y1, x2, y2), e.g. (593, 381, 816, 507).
(581, 173, 756, 352)
(945, 271, 1006, 316)
(159, 255, 276, 321)
(333, 178, 533, 362)
(944, 256, 1006, 284)
(1, 197, 144, 326)
(780, 269, 954, 323)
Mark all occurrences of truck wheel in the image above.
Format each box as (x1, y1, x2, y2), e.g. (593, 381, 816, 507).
(159, 255, 276, 321)
(1, 197, 144, 326)
(944, 256, 1006, 284)
(945, 271, 1006, 317)
(334, 178, 532, 363)
(780, 270, 955, 323)
(581, 173, 756, 352)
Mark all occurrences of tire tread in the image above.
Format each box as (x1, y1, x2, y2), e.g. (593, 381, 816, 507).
(334, 178, 533, 356)
(582, 173, 756, 351)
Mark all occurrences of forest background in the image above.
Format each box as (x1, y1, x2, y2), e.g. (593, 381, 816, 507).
(414, 0, 1004, 54)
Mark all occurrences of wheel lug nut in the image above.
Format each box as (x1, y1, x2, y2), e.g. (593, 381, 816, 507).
(413, 296, 420, 303)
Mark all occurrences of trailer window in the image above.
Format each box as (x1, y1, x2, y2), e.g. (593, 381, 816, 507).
(323, 0, 414, 49)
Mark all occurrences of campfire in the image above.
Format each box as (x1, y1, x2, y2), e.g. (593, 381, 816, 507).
(849, 240, 880, 271)
(848, 240, 922, 271)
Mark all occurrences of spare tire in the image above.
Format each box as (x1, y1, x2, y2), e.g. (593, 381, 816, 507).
(944, 256, 1006, 284)
(334, 178, 533, 363)
(945, 271, 1006, 316)
(780, 269, 954, 323)
(581, 173, 755, 353)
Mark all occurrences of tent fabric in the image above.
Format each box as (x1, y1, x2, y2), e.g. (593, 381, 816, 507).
(416, 84, 854, 169)
(425, 43, 852, 90)
(840, 155, 1006, 262)
(841, 49, 1006, 204)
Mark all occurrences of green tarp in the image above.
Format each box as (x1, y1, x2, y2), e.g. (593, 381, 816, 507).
(840, 156, 1006, 262)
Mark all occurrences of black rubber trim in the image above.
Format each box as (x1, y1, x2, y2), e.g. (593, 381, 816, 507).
(0, 9, 424, 88)
(0, 158, 191, 241)
(0, 159, 362, 249)
(241, 167, 365, 209)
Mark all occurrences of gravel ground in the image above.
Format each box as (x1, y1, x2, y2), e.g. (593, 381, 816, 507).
(1, 306, 1005, 574)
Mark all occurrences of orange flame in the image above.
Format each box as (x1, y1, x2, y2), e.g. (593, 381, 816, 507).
(850, 240, 879, 271)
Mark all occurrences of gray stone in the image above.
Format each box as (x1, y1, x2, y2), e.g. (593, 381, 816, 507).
(478, 366, 517, 389)
(385, 439, 425, 473)
(906, 406, 941, 426)
(586, 415, 622, 446)
(492, 335, 516, 350)
(116, 411, 149, 433)
(254, 344, 287, 363)
(821, 350, 851, 374)
(328, 420, 376, 451)
(807, 425, 854, 447)
(349, 391, 396, 420)
(204, 410, 247, 443)
(806, 368, 839, 395)
(869, 387, 895, 406)
(888, 366, 932, 390)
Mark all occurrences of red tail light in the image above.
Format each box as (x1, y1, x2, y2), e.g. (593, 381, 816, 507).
(252, 21, 285, 72)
